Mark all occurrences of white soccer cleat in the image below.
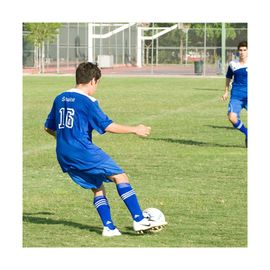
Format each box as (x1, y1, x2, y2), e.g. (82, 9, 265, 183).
(102, 227, 122, 237)
(133, 214, 167, 233)
(133, 217, 152, 232)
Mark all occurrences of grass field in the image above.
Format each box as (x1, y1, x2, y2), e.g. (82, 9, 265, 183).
(23, 75, 247, 247)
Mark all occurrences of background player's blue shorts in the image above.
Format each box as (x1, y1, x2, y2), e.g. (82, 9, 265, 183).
(228, 98, 248, 118)
(67, 158, 124, 189)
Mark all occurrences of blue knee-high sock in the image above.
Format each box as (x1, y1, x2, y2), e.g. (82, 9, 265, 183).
(93, 196, 115, 230)
(233, 119, 248, 137)
(117, 183, 144, 222)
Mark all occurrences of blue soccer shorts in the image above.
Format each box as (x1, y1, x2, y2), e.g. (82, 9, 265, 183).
(228, 98, 248, 118)
(67, 158, 124, 189)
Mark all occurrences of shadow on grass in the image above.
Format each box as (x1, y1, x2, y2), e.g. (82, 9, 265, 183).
(149, 137, 244, 148)
(23, 212, 140, 236)
(206, 125, 234, 130)
(23, 212, 101, 235)
(193, 87, 220, 92)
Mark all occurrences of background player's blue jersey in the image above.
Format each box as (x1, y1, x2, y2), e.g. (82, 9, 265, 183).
(45, 89, 113, 172)
(226, 59, 248, 100)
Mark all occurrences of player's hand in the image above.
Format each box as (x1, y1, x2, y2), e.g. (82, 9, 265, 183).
(135, 124, 151, 137)
(221, 92, 229, 101)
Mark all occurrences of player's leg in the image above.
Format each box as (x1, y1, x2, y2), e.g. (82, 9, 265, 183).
(108, 173, 144, 222)
(98, 158, 145, 223)
(92, 185, 121, 236)
(108, 173, 166, 232)
(228, 99, 248, 140)
(67, 168, 120, 236)
(243, 99, 248, 147)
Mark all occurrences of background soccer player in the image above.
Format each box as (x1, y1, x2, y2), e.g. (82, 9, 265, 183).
(221, 41, 248, 147)
(44, 62, 166, 237)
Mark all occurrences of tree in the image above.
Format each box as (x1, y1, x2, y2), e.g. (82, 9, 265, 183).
(24, 23, 61, 73)
(189, 23, 243, 60)
(143, 23, 246, 65)
(190, 23, 237, 43)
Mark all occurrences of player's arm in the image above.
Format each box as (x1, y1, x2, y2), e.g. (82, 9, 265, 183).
(105, 123, 151, 137)
(221, 78, 231, 101)
(44, 101, 57, 138)
(222, 63, 234, 101)
(44, 127, 56, 138)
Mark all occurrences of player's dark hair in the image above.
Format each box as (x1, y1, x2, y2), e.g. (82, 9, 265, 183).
(76, 62, 101, 84)
(238, 41, 247, 49)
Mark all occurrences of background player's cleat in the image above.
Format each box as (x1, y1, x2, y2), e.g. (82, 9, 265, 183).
(102, 227, 122, 237)
(245, 137, 247, 148)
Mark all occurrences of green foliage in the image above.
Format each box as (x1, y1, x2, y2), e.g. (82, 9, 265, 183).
(190, 23, 237, 41)
(23, 76, 247, 247)
(142, 23, 246, 64)
(148, 22, 244, 45)
(24, 23, 61, 47)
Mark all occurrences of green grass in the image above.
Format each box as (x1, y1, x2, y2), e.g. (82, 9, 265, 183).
(23, 75, 247, 247)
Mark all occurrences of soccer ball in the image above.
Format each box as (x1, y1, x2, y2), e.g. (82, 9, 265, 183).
(136, 208, 167, 234)
(143, 208, 166, 223)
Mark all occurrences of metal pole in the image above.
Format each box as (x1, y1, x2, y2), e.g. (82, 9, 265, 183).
(151, 23, 154, 74)
(221, 23, 226, 75)
(93, 25, 95, 62)
(115, 26, 117, 65)
(129, 25, 131, 65)
(136, 26, 142, 67)
(67, 23, 69, 70)
(76, 23, 79, 66)
(100, 23, 103, 56)
(185, 30, 188, 65)
(203, 23, 207, 76)
(57, 33, 59, 73)
(122, 29, 125, 65)
(88, 23, 93, 62)
(156, 34, 159, 66)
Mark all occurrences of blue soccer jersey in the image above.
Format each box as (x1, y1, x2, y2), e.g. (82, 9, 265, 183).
(45, 88, 113, 172)
(226, 59, 248, 99)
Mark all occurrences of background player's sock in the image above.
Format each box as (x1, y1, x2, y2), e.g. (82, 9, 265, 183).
(233, 119, 248, 137)
(93, 196, 116, 230)
(117, 183, 144, 222)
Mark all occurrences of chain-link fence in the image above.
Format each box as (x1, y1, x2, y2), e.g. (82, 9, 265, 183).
(23, 23, 247, 76)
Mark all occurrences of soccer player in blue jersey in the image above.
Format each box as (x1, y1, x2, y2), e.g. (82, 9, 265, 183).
(44, 62, 165, 237)
(221, 41, 248, 147)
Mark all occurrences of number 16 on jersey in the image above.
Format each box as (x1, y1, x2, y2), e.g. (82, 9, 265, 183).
(58, 108, 75, 129)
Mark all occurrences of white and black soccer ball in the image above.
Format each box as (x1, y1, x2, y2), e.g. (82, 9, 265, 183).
(143, 208, 166, 223)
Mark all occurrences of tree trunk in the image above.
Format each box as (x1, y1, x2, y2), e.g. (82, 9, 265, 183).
(179, 37, 183, 64)
(41, 41, 45, 73)
(38, 46, 41, 73)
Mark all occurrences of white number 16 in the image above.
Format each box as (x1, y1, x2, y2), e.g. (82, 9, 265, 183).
(58, 108, 75, 129)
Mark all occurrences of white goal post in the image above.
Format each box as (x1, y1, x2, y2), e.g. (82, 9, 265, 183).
(136, 24, 179, 67)
(88, 23, 136, 63)
(87, 23, 182, 67)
